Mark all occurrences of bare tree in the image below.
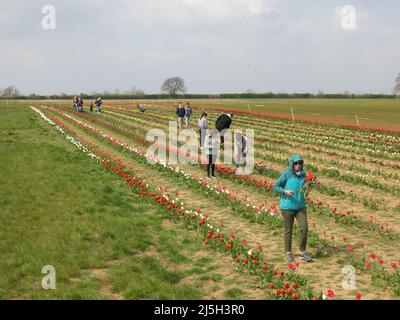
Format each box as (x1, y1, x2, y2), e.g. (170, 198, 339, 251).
(1, 85, 20, 97)
(394, 73, 400, 96)
(161, 77, 186, 98)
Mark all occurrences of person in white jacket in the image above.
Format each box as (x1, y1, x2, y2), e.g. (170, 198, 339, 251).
(198, 112, 208, 147)
(203, 128, 219, 179)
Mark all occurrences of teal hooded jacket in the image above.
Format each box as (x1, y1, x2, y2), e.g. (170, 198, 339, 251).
(273, 155, 307, 211)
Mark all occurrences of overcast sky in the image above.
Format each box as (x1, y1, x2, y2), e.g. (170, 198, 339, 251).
(1, 0, 399, 95)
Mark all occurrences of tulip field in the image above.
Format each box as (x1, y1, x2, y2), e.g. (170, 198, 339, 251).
(1, 99, 400, 300)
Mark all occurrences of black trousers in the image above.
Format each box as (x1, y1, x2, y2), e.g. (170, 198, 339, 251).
(207, 154, 217, 177)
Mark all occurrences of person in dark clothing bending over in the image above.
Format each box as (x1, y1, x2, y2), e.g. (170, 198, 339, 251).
(215, 113, 233, 149)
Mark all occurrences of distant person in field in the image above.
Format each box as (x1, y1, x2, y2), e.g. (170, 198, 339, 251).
(90, 102, 94, 112)
(273, 155, 312, 263)
(234, 133, 248, 174)
(198, 112, 208, 147)
(204, 128, 219, 179)
(176, 103, 186, 130)
(73, 96, 78, 110)
(137, 104, 146, 113)
(77, 97, 84, 112)
(215, 113, 233, 149)
(184, 103, 193, 128)
(95, 97, 103, 114)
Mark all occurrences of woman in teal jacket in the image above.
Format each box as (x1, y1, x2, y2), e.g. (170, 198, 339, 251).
(273, 155, 312, 262)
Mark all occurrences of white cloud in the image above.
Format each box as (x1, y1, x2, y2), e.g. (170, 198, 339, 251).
(182, 0, 231, 17)
(180, 0, 277, 20)
(0, 0, 399, 94)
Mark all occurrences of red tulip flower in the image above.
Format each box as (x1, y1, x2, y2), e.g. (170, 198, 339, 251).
(355, 293, 362, 300)
(288, 263, 297, 271)
(302, 172, 318, 198)
(369, 253, 377, 260)
(284, 282, 290, 289)
(269, 283, 274, 289)
(305, 172, 317, 182)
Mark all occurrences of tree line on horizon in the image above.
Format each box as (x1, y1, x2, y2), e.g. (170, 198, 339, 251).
(3, 92, 398, 100)
(2, 74, 400, 100)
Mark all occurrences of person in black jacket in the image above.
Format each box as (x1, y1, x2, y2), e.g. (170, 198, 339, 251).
(176, 104, 186, 129)
(215, 113, 233, 148)
(77, 97, 84, 112)
(95, 97, 103, 114)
